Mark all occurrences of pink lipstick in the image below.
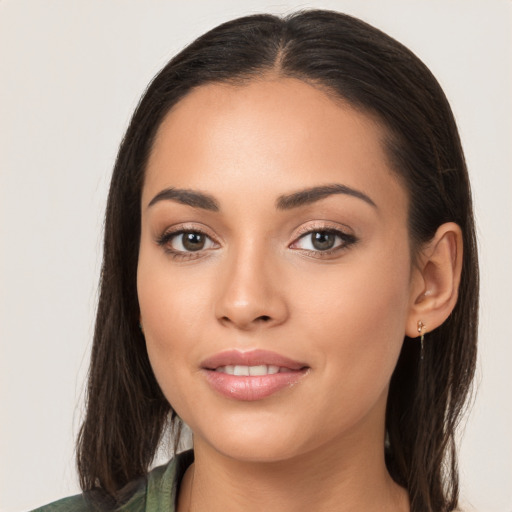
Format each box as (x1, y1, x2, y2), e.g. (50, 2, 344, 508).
(201, 349, 309, 401)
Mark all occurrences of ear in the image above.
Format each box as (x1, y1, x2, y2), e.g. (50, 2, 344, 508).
(405, 222, 463, 338)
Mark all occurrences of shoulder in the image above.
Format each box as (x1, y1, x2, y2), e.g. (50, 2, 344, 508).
(30, 452, 190, 512)
(30, 493, 95, 512)
(29, 482, 147, 512)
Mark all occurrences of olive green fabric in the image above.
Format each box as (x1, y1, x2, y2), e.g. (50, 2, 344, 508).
(31, 455, 181, 512)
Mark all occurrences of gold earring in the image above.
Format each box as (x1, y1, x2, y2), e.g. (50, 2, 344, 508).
(417, 320, 426, 360)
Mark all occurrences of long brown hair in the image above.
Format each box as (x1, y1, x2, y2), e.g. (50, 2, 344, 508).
(77, 10, 478, 511)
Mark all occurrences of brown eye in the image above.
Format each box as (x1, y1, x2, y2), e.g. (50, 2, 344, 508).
(311, 231, 336, 250)
(158, 230, 217, 254)
(181, 232, 206, 251)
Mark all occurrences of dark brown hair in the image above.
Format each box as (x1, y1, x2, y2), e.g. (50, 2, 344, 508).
(77, 10, 478, 511)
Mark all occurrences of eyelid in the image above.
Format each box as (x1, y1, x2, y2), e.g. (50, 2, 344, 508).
(292, 221, 354, 239)
(156, 223, 219, 243)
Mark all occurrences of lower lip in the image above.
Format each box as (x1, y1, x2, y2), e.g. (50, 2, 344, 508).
(202, 369, 309, 401)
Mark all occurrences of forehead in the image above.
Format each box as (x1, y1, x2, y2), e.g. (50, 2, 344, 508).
(143, 78, 407, 216)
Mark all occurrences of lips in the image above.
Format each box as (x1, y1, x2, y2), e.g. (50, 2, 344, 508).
(201, 349, 309, 401)
(201, 349, 307, 371)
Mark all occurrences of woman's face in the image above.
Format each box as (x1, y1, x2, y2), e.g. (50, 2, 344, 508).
(138, 78, 420, 462)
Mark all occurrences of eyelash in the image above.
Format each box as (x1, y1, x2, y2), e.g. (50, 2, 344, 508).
(156, 224, 357, 261)
(156, 227, 217, 261)
(291, 225, 357, 258)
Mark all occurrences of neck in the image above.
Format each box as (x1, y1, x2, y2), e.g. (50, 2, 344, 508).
(177, 410, 409, 512)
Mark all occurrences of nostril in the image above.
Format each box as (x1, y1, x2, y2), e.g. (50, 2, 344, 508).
(219, 314, 274, 327)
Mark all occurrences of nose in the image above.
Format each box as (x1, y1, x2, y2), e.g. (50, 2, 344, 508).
(214, 244, 289, 331)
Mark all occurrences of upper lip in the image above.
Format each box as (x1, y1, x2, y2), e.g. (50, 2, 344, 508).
(201, 349, 308, 371)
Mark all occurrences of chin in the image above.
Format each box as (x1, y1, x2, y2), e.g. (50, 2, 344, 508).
(205, 434, 304, 463)
(188, 410, 323, 464)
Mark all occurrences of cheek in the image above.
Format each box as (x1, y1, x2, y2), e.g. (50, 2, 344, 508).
(138, 242, 214, 337)
(293, 245, 412, 397)
(136, 252, 214, 397)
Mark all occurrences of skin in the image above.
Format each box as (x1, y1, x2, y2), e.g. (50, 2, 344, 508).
(137, 77, 462, 512)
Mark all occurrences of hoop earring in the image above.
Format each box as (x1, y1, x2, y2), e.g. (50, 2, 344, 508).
(417, 320, 426, 360)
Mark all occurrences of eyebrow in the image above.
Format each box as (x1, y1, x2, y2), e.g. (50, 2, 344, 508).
(148, 188, 219, 211)
(147, 183, 376, 212)
(275, 184, 377, 210)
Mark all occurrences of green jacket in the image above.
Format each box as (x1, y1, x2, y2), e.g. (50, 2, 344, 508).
(31, 451, 193, 512)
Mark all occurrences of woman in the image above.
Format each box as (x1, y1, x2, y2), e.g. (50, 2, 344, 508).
(34, 9, 478, 512)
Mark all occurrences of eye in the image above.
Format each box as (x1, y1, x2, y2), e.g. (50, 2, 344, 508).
(157, 229, 217, 254)
(291, 228, 356, 255)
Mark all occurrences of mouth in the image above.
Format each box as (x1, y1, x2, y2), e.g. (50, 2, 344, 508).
(201, 349, 310, 401)
(213, 364, 296, 375)
(201, 348, 308, 371)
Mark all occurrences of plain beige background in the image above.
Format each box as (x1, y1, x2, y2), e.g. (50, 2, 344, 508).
(1, 1, 511, 511)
